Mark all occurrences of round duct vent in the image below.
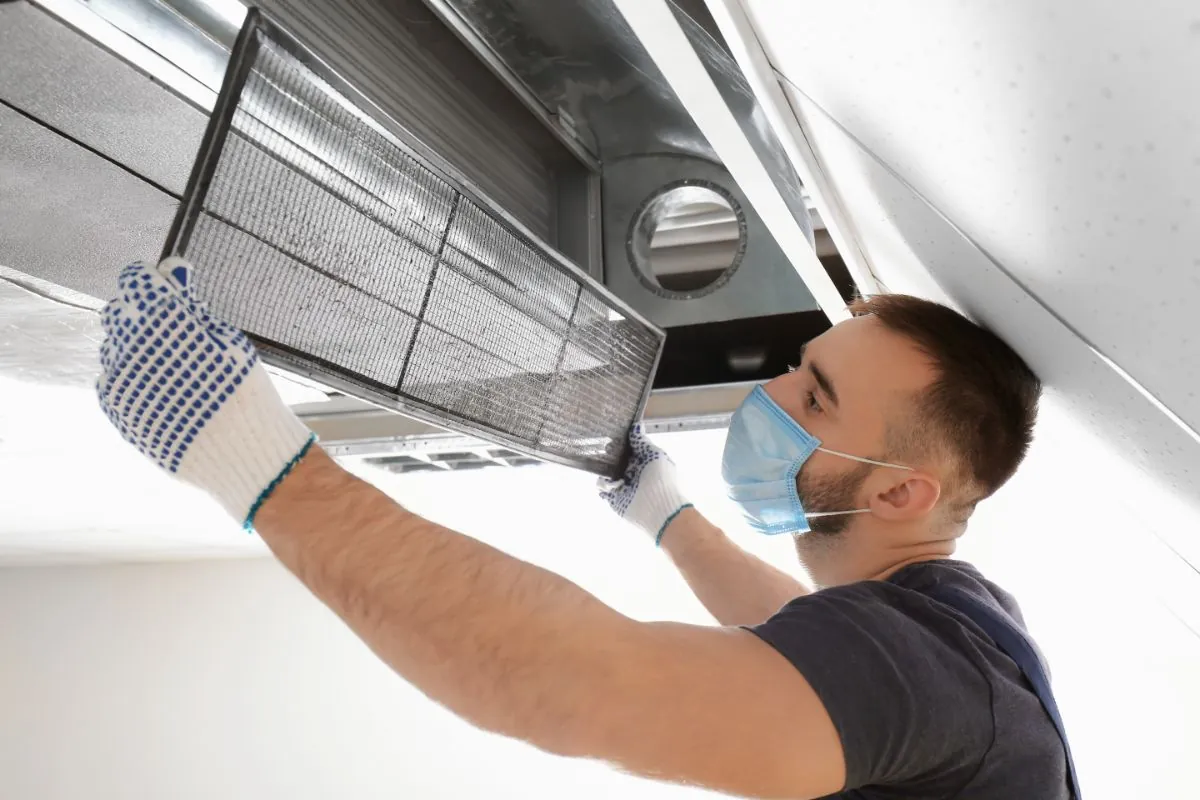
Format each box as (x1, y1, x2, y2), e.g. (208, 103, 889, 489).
(627, 181, 747, 299)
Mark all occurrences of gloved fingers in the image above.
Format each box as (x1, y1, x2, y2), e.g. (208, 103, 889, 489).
(156, 256, 192, 294)
(99, 297, 124, 339)
(116, 259, 199, 317)
(115, 261, 147, 296)
(116, 261, 164, 311)
(628, 423, 648, 446)
(596, 475, 626, 497)
(627, 426, 671, 472)
(109, 259, 249, 357)
(99, 293, 145, 378)
(149, 258, 253, 354)
(98, 333, 118, 374)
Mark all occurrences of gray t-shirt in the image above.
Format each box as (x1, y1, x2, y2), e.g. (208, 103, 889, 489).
(750, 559, 1070, 799)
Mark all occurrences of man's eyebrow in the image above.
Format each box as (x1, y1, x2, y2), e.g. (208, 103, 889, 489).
(804, 347, 839, 409)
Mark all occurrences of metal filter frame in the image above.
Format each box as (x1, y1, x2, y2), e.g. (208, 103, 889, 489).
(162, 7, 665, 477)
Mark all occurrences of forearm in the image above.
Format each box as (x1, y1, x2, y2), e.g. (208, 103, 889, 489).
(660, 508, 808, 626)
(255, 446, 627, 754)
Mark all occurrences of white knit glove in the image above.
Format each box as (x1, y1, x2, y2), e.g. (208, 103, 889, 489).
(96, 258, 316, 529)
(598, 426, 693, 546)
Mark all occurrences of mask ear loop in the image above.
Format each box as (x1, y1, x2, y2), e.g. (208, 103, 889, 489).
(802, 449, 915, 519)
(805, 509, 872, 519)
(815, 446, 913, 472)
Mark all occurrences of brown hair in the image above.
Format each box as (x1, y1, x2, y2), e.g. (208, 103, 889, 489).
(849, 295, 1041, 514)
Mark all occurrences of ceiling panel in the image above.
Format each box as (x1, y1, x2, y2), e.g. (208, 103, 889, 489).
(743, 0, 1200, 434)
(779, 85, 1200, 572)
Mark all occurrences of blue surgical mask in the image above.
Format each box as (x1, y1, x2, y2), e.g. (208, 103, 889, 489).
(721, 385, 912, 535)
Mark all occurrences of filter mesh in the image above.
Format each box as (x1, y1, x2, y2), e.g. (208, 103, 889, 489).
(166, 11, 663, 476)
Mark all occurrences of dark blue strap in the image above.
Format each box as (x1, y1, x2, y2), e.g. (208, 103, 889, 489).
(924, 585, 1081, 799)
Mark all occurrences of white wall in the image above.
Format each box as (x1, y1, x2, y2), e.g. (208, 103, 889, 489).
(0, 456, 732, 800)
(0, 560, 713, 800)
(2, 435, 1199, 799)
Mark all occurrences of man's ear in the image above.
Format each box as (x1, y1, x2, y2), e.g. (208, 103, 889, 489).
(869, 471, 941, 522)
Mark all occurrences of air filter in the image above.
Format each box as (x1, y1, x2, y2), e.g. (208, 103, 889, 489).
(163, 8, 664, 477)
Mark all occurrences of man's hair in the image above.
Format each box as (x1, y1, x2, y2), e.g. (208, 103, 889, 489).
(849, 295, 1042, 518)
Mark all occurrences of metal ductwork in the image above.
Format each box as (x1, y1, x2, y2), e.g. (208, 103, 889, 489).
(421, 0, 827, 332)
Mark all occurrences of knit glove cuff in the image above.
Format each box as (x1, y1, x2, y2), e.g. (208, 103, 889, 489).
(174, 364, 316, 525)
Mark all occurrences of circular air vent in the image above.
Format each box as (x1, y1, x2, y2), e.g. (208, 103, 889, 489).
(627, 180, 747, 300)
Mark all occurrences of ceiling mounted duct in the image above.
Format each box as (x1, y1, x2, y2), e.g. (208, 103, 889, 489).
(164, 8, 664, 476)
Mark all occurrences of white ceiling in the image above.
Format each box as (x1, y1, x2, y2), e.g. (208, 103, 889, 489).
(741, 0, 1200, 430)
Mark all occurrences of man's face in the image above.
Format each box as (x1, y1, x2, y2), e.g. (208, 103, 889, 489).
(762, 315, 936, 538)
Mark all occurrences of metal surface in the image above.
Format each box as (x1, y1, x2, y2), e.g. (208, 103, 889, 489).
(418, 0, 599, 171)
(609, 0, 848, 323)
(55, 0, 235, 95)
(361, 446, 545, 473)
(604, 155, 815, 326)
(1, 1, 210, 197)
(627, 181, 747, 299)
(432, 0, 704, 162)
(167, 9, 665, 476)
(25, 0, 219, 112)
(424, 0, 823, 327)
(0, 102, 177, 301)
(699, 0, 880, 296)
(297, 382, 752, 458)
(21, 0, 600, 271)
(668, 2, 810, 232)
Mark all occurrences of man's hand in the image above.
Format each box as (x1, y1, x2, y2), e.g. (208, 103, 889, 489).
(598, 426, 694, 545)
(96, 258, 315, 526)
(601, 428, 809, 625)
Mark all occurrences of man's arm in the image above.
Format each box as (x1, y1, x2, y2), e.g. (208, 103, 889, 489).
(95, 260, 842, 797)
(658, 508, 809, 626)
(601, 429, 808, 626)
(257, 447, 845, 799)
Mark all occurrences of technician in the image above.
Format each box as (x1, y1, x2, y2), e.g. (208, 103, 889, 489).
(96, 257, 1076, 799)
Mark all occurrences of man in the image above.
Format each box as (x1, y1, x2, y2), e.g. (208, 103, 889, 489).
(97, 257, 1072, 798)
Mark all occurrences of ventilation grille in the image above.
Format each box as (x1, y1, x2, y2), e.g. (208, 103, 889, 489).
(364, 447, 544, 474)
(163, 9, 663, 477)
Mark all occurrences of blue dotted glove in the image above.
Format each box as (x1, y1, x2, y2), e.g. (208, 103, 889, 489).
(97, 258, 316, 528)
(598, 426, 693, 546)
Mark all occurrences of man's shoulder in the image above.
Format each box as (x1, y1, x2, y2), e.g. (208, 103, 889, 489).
(750, 562, 1001, 791)
(768, 559, 1021, 628)
(882, 558, 1028, 629)
(752, 560, 1066, 798)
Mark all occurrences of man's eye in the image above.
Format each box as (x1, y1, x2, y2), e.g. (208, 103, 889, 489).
(806, 390, 823, 413)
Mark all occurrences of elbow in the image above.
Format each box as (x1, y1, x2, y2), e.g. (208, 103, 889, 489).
(485, 639, 634, 761)
(527, 637, 654, 763)
(509, 668, 620, 761)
